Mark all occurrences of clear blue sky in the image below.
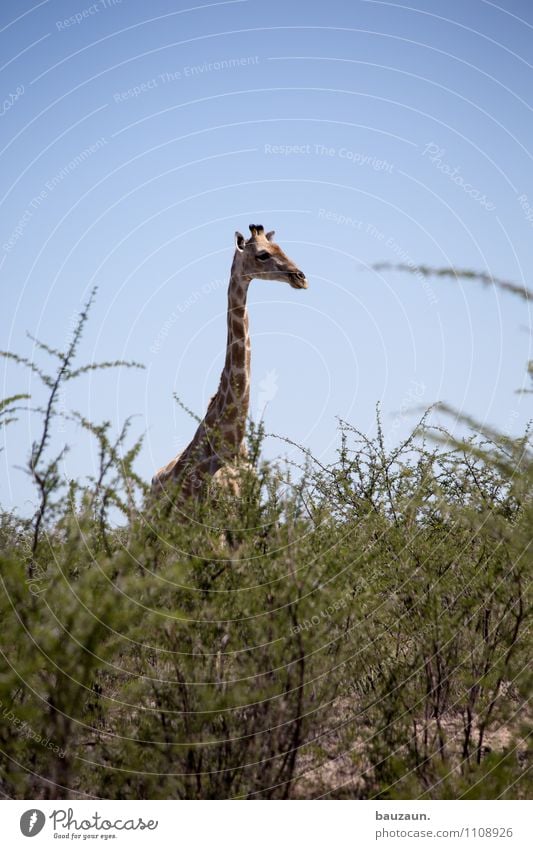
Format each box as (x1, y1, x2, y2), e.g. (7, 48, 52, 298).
(1, 0, 532, 511)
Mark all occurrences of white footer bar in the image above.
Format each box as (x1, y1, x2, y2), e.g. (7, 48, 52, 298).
(4, 799, 531, 848)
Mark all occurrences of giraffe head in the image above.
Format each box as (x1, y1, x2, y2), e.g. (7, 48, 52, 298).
(233, 224, 308, 289)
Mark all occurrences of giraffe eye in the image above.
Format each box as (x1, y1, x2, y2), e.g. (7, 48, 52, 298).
(256, 252, 270, 261)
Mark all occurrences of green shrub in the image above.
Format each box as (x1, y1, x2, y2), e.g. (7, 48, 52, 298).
(0, 282, 530, 799)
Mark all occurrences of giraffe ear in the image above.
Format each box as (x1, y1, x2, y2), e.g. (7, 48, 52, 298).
(265, 230, 275, 242)
(235, 231, 246, 252)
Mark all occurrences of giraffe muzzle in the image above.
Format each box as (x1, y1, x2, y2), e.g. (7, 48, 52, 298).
(290, 270, 308, 289)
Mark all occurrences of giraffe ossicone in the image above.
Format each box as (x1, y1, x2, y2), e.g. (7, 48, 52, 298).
(152, 224, 308, 502)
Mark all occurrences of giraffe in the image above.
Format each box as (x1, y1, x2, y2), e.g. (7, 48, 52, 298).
(151, 224, 308, 502)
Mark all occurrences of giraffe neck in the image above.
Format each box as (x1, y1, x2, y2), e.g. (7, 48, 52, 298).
(151, 260, 252, 497)
(205, 266, 251, 452)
